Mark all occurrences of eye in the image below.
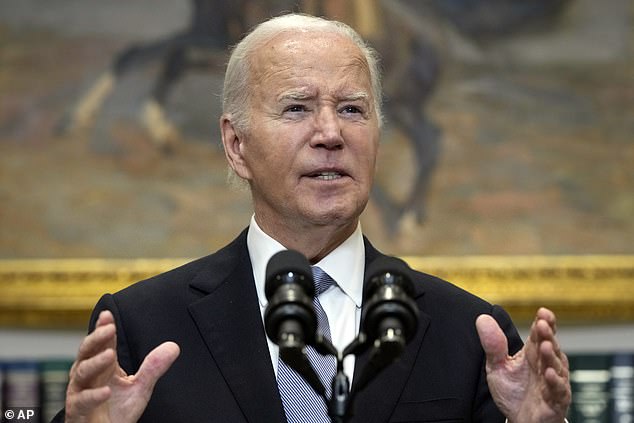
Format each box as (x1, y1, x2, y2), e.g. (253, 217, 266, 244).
(340, 105, 363, 114)
(284, 104, 307, 113)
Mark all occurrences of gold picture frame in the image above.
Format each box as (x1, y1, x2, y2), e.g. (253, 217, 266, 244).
(1, 255, 632, 328)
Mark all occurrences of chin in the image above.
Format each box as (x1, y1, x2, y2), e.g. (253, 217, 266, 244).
(306, 203, 364, 228)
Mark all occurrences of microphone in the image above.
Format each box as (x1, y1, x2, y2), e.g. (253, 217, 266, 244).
(264, 249, 316, 349)
(354, 256, 419, 392)
(362, 256, 418, 346)
(263, 249, 327, 397)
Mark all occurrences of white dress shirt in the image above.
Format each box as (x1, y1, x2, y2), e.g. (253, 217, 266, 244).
(246, 215, 365, 384)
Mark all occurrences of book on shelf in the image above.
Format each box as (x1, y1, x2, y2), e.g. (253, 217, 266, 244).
(610, 352, 634, 423)
(568, 352, 634, 423)
(40, 359, 73, 423)
(569, 353, 612, 422)
(0, 358, 72, 423)
(3, 360, 40, 409)
(0, 362, 3, 415)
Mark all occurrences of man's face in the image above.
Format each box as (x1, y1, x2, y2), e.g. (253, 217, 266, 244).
(226, 31, 380, 234)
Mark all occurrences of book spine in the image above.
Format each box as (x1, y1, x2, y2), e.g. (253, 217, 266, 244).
(40, 360, 73, 423)
(611, 352, 634, 423)
(3, 360, 40, 422)
(568, 353, 612, 422)
(0, 363, 4, 417)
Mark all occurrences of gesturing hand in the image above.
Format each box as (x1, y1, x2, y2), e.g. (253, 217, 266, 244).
(476, 307, 571, 423)
(65, 310, 180, 423)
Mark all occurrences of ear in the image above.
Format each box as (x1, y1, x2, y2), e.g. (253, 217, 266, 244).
(220, 115, 252, 180)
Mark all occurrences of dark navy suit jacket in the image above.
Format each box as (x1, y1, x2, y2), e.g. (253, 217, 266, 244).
(54, 229, 522, 422)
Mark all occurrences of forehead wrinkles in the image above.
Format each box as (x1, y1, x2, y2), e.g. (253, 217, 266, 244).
(249, 32, 373, 97)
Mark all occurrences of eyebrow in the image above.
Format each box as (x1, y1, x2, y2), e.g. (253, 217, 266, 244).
(278, 90, 315, 102)
(278, 90, 370, 103)
(340, 91, 370, 102)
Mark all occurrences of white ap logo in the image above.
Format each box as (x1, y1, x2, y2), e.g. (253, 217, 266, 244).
(4, 409, 36, 420)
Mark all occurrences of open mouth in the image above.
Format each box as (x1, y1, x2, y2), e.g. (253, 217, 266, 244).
(311, 171, 344, 181)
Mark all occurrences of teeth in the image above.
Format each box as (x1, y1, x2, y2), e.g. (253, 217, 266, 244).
(315, 172, 342, 180)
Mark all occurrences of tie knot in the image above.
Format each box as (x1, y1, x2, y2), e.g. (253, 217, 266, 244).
(311, 266, 335, 296)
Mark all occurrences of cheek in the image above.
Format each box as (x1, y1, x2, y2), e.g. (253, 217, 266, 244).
(357, 138, 379, 176)
(252, 129, 306, 175)
(246, 143, 293, 186)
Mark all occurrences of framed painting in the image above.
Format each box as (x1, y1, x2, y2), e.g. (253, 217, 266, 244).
(0, 0, 632, 327)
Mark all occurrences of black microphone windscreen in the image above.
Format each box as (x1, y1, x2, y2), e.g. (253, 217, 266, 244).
(364, 256, 410, 284)
(265, 249, 313, 299)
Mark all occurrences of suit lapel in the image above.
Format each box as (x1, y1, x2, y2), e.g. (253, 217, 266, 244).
(188, 230, 286, 423)
(184, 233, 431, 422)
(350, 239, 431, 422)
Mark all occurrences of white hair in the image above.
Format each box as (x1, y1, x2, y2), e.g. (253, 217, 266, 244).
(221, 13, 384, 135)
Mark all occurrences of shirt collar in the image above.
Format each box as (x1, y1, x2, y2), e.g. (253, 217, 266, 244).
(247, 215, 365, 309)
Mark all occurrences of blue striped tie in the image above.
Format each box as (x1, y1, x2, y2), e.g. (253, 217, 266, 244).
(277, 266, 337, 422)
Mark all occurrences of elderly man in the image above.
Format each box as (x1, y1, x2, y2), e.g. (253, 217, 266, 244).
(57, 13, 570, 423)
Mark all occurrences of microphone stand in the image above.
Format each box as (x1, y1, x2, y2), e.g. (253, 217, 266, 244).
(265, 252, 418, 422)
(288, 330, 405, 423)
(310, 334, 352, 423)
(283, 333, 355, 422)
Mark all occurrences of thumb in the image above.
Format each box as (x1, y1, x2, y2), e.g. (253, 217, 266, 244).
(476, 314, 509, 368)
(135, 341, 180, 392)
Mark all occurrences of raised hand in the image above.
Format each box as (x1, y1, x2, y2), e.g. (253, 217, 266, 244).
(65, 310, 180, 423)
(476, 307, 571, 423)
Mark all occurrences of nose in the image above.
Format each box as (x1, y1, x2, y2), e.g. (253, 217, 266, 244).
(310, 107, 344, 150)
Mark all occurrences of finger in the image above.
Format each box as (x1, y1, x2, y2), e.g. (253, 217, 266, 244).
(543, 360, 572, 409)
(533, 316, 565, 365)
(540, 339, 570, 376)
(536, 307, 557, 334)
(475, 314, 509, 368)
(538, 340, 560, 375)
(531, 318, 555, 344)
(95, 310, 117, 352)
(67, 386, 111, 417)
(95, 310, 115, 328)
(545, 323, 562, 356)
(526, 310, 556, 361)
(70, 348, 117, 390)
(134, 342, 181, 393)
(76, 322, 117, 362)
(560, 349, 570, 376)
